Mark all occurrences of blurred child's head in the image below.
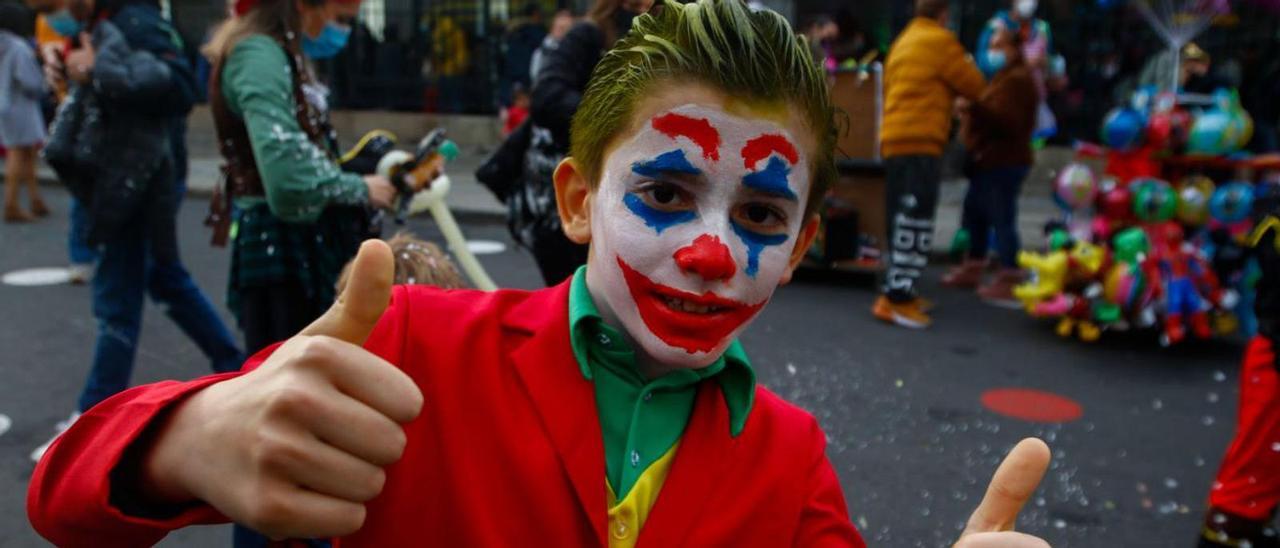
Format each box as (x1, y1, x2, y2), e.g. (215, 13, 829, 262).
(337, 232, 467, 294)
(553, 0, 834, 371)
(512, 84, 530, 109)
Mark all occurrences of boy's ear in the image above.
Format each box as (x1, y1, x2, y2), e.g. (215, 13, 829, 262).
(779, 214, 819, 286)
(554, 158, 593, 245)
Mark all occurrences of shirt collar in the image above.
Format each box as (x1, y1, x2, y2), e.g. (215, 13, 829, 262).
(567, 266, 756, 436)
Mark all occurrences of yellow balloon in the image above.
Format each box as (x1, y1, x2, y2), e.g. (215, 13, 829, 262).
(1176, 175, 1216, 225)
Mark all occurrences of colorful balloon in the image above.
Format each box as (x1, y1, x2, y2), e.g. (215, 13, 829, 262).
(1101, 107, 1146, 150)
(1131, 177, 1177, 223)
(1188, 110, 1232, 155)
(1209, 182, 1255, 224)
(1225, 91, 1254, 150)
(1103, 264, 1145, 311)
(1054, 163, 1098, 211)
(1176, 175, 1215, 225)
(1099, 185, 1134, 222)
(1168, 108, 1194, 151)
(1146, 92, 1178, 150)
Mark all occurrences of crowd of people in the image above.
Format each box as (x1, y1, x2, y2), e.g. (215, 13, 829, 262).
(872, 0, 1045, 329)
(1, 0, 1279, 546)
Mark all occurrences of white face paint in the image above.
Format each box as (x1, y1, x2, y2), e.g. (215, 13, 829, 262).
(585, 104, 811, 369)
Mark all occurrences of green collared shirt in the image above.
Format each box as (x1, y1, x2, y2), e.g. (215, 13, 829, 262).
(568, 266, 756, 501)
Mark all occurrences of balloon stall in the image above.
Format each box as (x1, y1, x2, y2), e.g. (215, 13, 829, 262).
(1012, 83, 1280, 346)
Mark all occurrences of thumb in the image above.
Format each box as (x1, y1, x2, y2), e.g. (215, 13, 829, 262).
(961, 438, 1051, 537)
(300, 239, 395, 345)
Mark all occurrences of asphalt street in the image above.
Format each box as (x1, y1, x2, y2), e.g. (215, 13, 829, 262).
(0, 187, 1256, 547)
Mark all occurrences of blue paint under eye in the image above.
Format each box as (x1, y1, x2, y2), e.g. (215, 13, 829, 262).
(631, 149, 701, 177)
(731, 221, 788, 278)
(624, 193, 696, 234)
(742, 156, 797, 201)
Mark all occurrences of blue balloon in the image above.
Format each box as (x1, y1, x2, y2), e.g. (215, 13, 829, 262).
(1101, 107, 1145, 150)
(1209, 182, 1255, 224)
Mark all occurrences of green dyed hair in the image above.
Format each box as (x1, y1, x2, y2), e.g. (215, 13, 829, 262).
(570, 0, 837, 217)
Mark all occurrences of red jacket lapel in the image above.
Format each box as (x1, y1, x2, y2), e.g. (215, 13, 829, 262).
(502, 281, 608, 546)
(637, 383, 740, 546)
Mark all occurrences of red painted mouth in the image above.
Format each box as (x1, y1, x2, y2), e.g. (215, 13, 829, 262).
(616, 257, 765, 354)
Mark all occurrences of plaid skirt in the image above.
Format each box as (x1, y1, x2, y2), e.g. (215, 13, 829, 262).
(227, 202, 375, 323)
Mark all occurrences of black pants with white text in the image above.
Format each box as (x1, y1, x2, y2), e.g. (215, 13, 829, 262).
(882, 154, 941, 303)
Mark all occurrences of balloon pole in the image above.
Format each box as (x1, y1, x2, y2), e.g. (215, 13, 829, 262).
(427, 195, 498, 291)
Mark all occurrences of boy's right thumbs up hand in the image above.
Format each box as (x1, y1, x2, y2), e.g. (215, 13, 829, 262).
(141, 240, 423, 540)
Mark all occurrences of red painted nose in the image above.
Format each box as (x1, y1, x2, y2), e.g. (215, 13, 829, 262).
(673, 234, 736, 281)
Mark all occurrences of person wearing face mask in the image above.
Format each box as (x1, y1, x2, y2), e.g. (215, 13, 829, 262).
(975, 0, 1061, 142)
(201, 0, 394, 357)
(942, 29, 1038, 304)
(24, 0, 244, 463)
(514, 0, 654, 285)
(199, 5, 394, 542)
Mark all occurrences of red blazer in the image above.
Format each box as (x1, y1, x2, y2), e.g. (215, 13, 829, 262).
(28, 281, 864, 547)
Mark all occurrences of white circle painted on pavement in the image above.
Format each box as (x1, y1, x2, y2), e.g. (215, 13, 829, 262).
(0, 414, 10, 438)
(3, 267, 74, 286)
(466, 240, 507, 255)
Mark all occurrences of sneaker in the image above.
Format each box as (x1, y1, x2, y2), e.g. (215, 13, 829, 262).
(1199, 507, 1280, 548)
(941, 259, 986, 289)
(31, 411, 81, 463)
(872, 295, 932, 329)
(977, 269, 1025, 309)
(67, 263, 93, 285)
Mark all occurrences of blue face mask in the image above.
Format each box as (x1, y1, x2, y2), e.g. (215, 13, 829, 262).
(985, 49, 1008, 73)
(301, 21, 351, 59)
(46, 9, 82, 38)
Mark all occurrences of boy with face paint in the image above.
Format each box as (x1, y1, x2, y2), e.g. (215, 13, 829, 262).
(29, 2, 1052, 547)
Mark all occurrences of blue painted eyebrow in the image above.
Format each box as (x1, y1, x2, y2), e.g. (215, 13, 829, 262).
(631, 149, 701, 178)
(742, 156, 797, 202)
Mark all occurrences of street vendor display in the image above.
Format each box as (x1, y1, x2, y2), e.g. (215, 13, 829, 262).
(1010, 82, 1272, 346)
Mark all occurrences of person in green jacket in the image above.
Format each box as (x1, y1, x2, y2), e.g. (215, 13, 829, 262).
(201, 0, 395, 366)
(204, 3, 396, 545)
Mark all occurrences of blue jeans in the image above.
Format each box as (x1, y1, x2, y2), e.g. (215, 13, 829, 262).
(78, 221, 243, 412)
(962, 166, 1029, 269)
(68, 198, 98, 265)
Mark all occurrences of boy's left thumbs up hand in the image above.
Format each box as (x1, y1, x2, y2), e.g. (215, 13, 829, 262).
(954, 438, 1053, 548)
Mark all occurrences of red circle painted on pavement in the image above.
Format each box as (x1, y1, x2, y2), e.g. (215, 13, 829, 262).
(980, 388, 1083, 423)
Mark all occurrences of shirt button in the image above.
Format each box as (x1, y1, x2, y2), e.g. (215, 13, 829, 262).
(612, 517, 630, 540)
(630, 450, 640, 467)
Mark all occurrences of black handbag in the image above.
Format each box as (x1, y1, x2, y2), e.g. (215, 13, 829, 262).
(474, 119, 532, 203)
(42, 85, 104, 203)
